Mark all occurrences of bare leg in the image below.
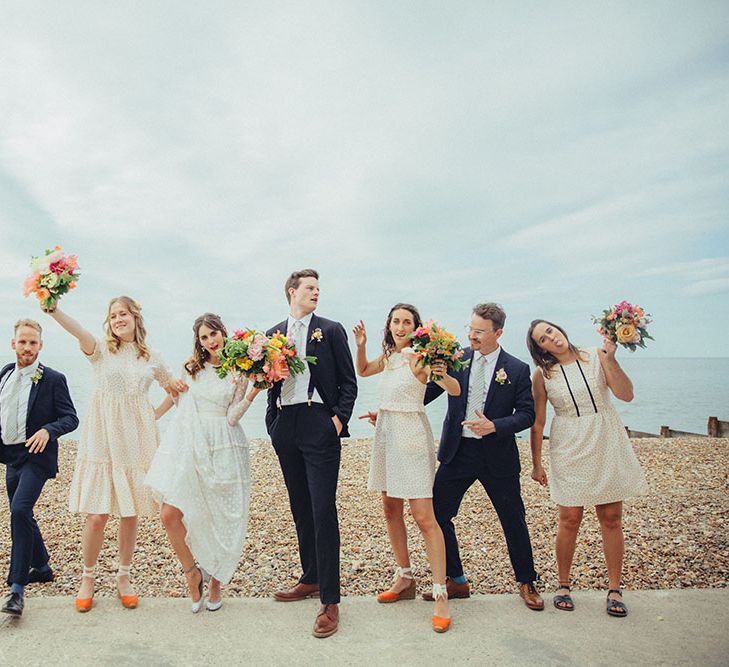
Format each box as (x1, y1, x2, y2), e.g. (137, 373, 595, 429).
(596, 501, 624, 609)
(410, 498, 449, 619)
(555, 505, 583, 603)
(160, 503, 202, 600)
(117, 516, 138, 596)
(208, 577, 221, 604)
(77, 513, 108, 598)
(381, 493, 412, 593)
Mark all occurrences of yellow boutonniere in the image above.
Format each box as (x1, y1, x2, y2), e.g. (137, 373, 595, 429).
(310, 328, 323, 343)
(31, 367, 44, 385)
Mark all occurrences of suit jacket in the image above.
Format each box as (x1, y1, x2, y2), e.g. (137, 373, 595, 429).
(0, 363, 79, 479)
(265, 314, 358, 437)
(424, 347, 534, 476)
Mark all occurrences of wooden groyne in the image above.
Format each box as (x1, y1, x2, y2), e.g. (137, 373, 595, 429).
(624, 416, 728, 439)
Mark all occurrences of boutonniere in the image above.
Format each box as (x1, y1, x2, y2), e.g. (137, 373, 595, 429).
(310, 328, 323, 343)
(494, 367, 509, 385)
(31, 366, 44, 385)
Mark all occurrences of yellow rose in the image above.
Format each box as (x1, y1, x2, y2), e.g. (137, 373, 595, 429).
(615, 323, 637, 343)
(236, 357, 253, 370)
(269, 338, 283, 349)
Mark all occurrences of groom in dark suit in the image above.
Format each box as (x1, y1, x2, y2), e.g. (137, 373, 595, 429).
(266, 269, 357, 638)
(423, 303, 544, 610)
(0, 319, 78, 616)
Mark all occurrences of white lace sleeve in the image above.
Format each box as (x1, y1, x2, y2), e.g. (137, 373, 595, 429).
(150, 352, 172, 389)
(227, 377, 251, 426)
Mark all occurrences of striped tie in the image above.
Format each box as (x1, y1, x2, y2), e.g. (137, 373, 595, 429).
(280, 321, 303, 405)
(463, 356, 486, 436)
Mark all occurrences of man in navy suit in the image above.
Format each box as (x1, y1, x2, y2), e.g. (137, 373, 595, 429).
(266, 269, 357, 638)
(423, 303, 544, 610)
(0, 319, 78, 616)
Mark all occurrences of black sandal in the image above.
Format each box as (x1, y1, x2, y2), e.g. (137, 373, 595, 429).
(553, 584, 574, 612)
(606, 589, 628, 617)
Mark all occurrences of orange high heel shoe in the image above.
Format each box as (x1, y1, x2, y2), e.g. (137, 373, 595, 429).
(75, 565, 95, 613)
(376, 566, 416, 603)
(431, 583, 451, 633)
(116, 564, 139, 609)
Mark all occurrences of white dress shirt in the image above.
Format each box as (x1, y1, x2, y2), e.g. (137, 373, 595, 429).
(280, 312, 323, 406)
(0, 360, 39, 445)
(462, 346, 500, 438)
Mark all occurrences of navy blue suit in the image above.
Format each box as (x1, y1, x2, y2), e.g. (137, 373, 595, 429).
(0, 363, 78, 586)
(266, 314, 357, 604)
(425, 347, 537, 583)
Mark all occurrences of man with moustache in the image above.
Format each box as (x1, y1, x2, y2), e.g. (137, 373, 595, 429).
(266, 269, 357, 638)
(0, 319, 78, 616)
(423, 303, 544, 611)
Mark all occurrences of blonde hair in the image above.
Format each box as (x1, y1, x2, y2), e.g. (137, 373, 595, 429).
(104, 296, 150, 360)
(14, 319, 43, 336)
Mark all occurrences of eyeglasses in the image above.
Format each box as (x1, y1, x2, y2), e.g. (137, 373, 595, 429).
(464, 325, 493, 336)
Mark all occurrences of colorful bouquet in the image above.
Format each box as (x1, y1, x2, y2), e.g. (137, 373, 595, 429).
(408, 320, 468, 381)
(592, 300, 653, 351)
(215, 329, 317, 389)
(23, 246, 80, 312)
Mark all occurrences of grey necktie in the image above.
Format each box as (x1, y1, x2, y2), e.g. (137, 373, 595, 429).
(463, 356, 487, 435)
(2, 371, 24, 444)
(280, 321, 303, 404)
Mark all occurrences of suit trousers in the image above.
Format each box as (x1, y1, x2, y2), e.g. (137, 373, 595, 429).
(432, 437, 537, 583)
(4, 450, 50, 586)
(271, 403, 341, 604)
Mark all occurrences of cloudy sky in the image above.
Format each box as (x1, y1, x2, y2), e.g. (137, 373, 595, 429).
(1, 1, 728, 363)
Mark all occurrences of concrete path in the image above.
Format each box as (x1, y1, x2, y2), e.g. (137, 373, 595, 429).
(1, 590, 727, 666)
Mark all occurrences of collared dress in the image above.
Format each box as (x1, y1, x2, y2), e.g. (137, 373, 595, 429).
(543, 347, 648, 507)
(367, 351, 436, 499)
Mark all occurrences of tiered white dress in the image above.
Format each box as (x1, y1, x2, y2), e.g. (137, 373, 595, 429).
(544, 347, 648, 507)
(68, 339, 171, 517)
(145, 364, 252, 584)
(367, 351, 436, 499)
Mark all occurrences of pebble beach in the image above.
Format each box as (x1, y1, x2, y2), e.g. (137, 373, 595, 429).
(1, 436, 726, 600)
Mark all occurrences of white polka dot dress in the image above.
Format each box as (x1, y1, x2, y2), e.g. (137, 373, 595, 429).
(367, 351, 436, 499)
(543, 347, 648, 507)
(68, 339, 172, 517)
(145, 364, 251, 584)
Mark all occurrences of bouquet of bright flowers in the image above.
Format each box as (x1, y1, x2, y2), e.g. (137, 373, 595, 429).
(23, 246, 80, 312)
(408, 320, 468, 381)
(591, 300, 653, 351)
(215, 329, 317, 389)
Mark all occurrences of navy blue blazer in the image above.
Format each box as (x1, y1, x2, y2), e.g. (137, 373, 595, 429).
(0, 363, 79, 479)
(425, 347, 535, 476)
(265, 314, 358, 437)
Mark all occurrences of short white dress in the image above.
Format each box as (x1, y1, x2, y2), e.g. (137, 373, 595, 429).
(145, 364, 252, 584)
(543, 347, 648, 507)
(367, 351, 436, 499)
(68, 339, 171, 517)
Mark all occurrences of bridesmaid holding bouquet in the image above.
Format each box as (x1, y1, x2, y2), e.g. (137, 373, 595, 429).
(354, 303, 460, 633)
(45, 297, 185, 612)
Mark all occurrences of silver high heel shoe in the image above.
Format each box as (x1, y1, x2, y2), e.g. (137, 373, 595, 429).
(185, 564, 210, 614)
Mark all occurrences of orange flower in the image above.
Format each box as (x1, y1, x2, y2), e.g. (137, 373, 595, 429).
(23, 273, 41, 296)
(37, 288, 50, 301)
(69, 281, 77, 289)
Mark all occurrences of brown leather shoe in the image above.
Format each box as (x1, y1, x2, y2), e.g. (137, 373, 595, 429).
(273, 582, 320, 602)
(421, 578, 470, 601)
(312, 603, 339, 638)
(519, 582, 545, 611)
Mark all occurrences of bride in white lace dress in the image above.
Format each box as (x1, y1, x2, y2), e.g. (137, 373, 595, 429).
(146, 313, 257, 613)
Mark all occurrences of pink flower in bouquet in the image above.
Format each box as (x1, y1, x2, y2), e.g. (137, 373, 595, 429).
(247, 342, 264, 361)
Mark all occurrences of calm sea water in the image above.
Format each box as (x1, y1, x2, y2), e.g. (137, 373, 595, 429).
(34, 354, 729, 440)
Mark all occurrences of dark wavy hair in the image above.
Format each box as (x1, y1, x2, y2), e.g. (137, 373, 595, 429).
(526, 319, 585, 379)
(381, 303, 422, 358)
(185, 313, 228, 379)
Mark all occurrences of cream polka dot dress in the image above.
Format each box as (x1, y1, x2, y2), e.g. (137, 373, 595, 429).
(543, 347, 648, 507)
(68, 338, 172, 517)
(368, 351, 436, 499)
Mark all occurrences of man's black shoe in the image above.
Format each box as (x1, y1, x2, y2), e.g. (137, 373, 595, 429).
(28, 567, 54, 584)
(1, 592, 24, 616)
